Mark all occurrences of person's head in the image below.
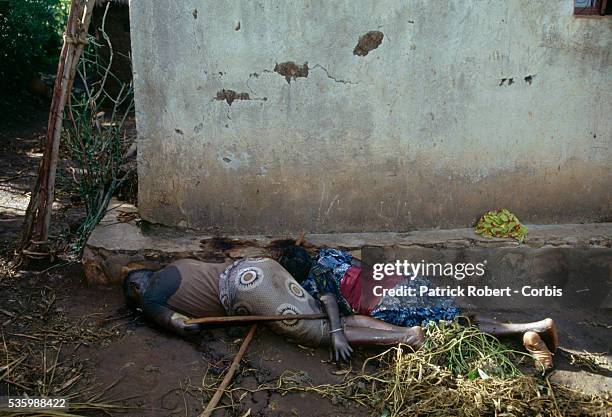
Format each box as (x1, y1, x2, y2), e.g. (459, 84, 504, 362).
(122, 268, 154, 309)
(279, 245, 313, 283)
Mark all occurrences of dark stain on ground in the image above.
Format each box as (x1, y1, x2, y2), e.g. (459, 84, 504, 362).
(273, 61, 309, 83)
(353, 31, 384, 56)
(200, 237, 317, 258)
(202, 237, 298, 251)
(215, 89, 251, 105)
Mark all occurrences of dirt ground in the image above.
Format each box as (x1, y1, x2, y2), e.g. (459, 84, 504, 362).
(0, 101, 610, 416)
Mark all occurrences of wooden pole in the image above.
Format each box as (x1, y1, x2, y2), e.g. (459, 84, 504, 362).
(20, 0, 96, 258)
(19, 0, 78, 256)
(185, 313, 326, 326)
(199, 324, 258, 417)
(295, 231, 305, 246)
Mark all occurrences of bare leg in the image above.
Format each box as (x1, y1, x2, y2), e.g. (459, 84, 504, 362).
(344, 314, 412, 331)
(342, 315, 424, 348)
(469, 314, 558, 352)
(465, 314, 557, 370)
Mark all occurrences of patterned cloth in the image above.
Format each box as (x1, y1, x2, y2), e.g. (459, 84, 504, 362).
(369, 276, 461, 327)
(219, 257, 330, 346)
(300, 248, 355, 315)
(301, 248, 460, 327)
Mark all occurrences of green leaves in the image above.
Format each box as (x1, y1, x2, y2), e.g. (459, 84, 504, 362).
(474, 208, 528, 242)
(0, 0, 68, 90)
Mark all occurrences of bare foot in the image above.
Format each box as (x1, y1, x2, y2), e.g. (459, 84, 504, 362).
(525, 318, 558, 352)
(523, 331, 553, 370)
(403, 326, 425, 349)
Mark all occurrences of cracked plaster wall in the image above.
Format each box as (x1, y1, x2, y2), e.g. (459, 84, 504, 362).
(130, 0, 612, 233)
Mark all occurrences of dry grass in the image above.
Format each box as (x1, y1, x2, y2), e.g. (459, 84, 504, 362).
(0, 274, 133, 416)
(560, 347, 611, 374)
(246, 322, 611, 417)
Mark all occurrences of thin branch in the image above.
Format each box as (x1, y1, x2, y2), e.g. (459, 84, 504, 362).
(91, 3, 113, 103)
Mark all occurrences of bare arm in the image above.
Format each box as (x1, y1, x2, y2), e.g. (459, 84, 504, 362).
(320, 292, 353, 362)
(141, 302, 201, 336)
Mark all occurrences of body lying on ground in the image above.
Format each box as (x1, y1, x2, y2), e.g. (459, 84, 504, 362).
(122, 251, 557, 369)
(279, 246, 558, 368)
(122, 258, 421, 354)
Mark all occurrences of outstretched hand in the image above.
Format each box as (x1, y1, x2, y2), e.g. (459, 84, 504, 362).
(170, 312, 201, 335)
(331, 332, 353, 362)
(319, 292, 353, 362)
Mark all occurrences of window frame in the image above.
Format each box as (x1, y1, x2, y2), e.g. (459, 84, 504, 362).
(574, 0, 609, 15)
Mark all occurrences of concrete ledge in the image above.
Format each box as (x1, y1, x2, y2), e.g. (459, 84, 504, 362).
(83, 200, 612, 290)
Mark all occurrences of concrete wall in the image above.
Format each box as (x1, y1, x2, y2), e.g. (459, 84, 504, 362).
(130, 0, 612, 234)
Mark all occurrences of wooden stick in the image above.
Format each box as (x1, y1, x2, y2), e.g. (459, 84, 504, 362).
(18, 1, 76, 256)
(35, 0, 81, 241)
(295, 231, 305, 246)
(199, 324, 257, 417)
(20, 0, 96, 258)
(185, 313, 326, 325)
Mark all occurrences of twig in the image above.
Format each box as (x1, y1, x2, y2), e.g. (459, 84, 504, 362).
(9, 333, 43, 341)
(199, 324, 257, 417)
(0, 169, 27, 183)
(0, 355, 27, 378)
(0, 309, 16, 318)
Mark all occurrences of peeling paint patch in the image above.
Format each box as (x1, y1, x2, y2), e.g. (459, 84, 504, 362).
(215, 89, 250, 105)
(499, 78, 514, 86)
(235, 21, 240, 31)
(524, 74, 535, 85)
(353, 31, 384, 56)
(274, 61, 309, 83)
(192, 9, 197, 19)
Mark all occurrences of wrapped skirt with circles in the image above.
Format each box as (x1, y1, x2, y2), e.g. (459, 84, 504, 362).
(219, 258, 330, 346)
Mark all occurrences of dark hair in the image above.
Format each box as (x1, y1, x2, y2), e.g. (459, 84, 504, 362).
(123, 269, 154, 309)
(279, 246, 313, 282)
